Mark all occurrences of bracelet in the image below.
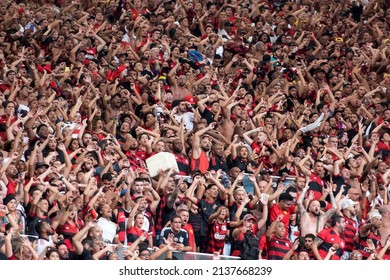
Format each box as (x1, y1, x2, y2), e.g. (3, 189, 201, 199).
(59, 176, 64, 180)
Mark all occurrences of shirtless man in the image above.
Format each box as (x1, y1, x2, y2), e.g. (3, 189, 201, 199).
(340, 85, 382, 112)
(297, 181, 337, 237)
(217, 82, 242, 141)
(167, 61, 192, 101)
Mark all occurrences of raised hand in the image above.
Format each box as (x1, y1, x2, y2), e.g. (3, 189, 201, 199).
(260, 193, 269, 205)
(276, 214, 284, 222)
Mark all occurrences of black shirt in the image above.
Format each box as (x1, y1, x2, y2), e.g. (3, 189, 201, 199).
(160, 227, 189, 246)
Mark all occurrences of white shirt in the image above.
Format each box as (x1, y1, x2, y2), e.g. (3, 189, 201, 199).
(97, 217, 117, 243)
(174, 112, 194, 132)
(37, 236, 54, 255)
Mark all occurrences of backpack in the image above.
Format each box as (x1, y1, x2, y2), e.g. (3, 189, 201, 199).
(240, 232, 260, 260)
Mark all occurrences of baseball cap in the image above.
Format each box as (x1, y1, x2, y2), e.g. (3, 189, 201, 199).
(184, 95, 197, 105)
(243, 213, 256, 222)
(368, 210, 382, 221)
(341, 199, 358, 209)
(138, 168, 149, 174)
(261, 169, 272, 175)
(3, 194, 16, 206)
(35, 162, 49, 169)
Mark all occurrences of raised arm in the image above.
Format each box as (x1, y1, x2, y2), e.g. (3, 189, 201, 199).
(298, 153, 312, 177)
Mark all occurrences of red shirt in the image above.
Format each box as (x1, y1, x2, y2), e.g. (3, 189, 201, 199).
(270, 203, 295, 236)
(308, 172, 324, 201)
(377, 245, 390, 260)
(317, 227, 345, 260)
(0, 115, 17, 142)
(6, 178, 17, 195)
(182, 223, 196, 252)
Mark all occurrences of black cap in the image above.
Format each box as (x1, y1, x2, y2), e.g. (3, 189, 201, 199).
(35, 162, 49, 169)
(261, 169, 272, 175)
(3, 194, 16, 206)
(319, 201, 327, 208)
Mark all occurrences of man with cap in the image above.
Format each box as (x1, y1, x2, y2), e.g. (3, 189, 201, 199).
(35, 162, 49, 176)
(355, 209, 382, 259)
(231, 212, 259, 259)
(340, 198, 359, 259)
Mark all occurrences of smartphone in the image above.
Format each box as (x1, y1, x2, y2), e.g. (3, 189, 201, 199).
(174, 175, 192, 184)
(242, 174, 254, 195)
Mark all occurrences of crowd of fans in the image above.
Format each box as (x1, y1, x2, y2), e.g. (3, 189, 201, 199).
(0, 0, 390, 261)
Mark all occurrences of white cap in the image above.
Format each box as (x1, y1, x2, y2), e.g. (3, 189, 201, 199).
(368, 210, 382, 221)
(341, 199, 358, 209)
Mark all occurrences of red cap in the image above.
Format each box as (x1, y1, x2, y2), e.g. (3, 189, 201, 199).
(184, 95, 197, 105)
(137, 168, 149, 174)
